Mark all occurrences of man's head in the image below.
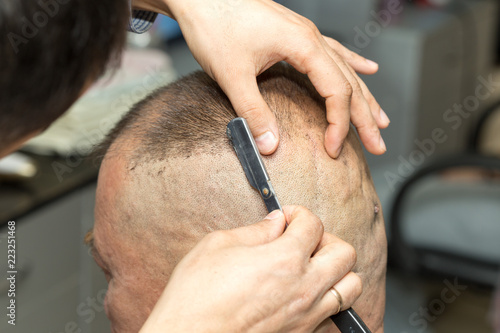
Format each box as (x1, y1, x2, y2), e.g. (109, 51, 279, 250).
(90, 63, 387, 332)
(0, 0, 128, 156)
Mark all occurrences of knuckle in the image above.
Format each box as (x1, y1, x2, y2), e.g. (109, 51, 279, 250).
(306, 27, 321, 42)
(296, 15, 320, 36)
(237, 101, 262, 118)
(301, 17, 317, 30)
(288, 249, 304, 264)
(366, 93, 379, 108)
(296, 28, 322, 54)
(342, 243, 357, 267)
(351, 81, 363, 96)
(341, 81, 353, 99)
(327, 37, 342, 49)
(289, 17, 318, 43)
(311, 215, 324, 234)
(294, 205, 310, 216)
(236, 107, 269, 133)
(286, 292, 313, 317)
(368, 123, 381, 135)
(361, 88, 378, 106)
(300, 39, 321, 61)
(296, 206, 324, 233)
(353, 274, 363, 297)
(204, 230, 231, 246)
(354, 117, 379, 133)
(280, 253, 306, 275)
(300, 289, 317, 309)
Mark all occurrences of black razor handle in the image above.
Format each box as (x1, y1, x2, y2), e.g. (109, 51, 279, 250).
(331, 307, 372, 333)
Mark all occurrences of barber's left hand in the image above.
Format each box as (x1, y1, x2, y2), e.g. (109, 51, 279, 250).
(139, 0, 390, 158)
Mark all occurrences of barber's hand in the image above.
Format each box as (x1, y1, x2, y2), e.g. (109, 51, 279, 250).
(134, 0, 389, 158)
(140, 206, 362, 332)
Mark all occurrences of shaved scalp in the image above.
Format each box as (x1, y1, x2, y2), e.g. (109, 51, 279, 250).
(98, 63, 326, 161)
(95, 63, 387, 332)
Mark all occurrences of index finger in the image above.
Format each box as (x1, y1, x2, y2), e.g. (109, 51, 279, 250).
(283, 45, 352, 158)
(279, 205, 325, 257)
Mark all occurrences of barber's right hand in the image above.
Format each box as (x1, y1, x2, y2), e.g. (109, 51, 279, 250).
(140, 206, 362, 332)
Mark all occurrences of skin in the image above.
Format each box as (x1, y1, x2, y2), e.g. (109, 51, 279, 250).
(133, 0, 390, 157)
(0, 1, 391, 332)
(1, 1, 389, 161)
(92, 111, 387, 332)
(141, 211, 362, 333)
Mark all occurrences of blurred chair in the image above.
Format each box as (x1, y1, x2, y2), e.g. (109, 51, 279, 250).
(470, 100, 500, 156)
(388, 101, 500, 286)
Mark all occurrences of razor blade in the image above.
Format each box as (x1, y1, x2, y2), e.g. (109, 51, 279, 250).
(226, 117, 372, 333)
(226, 117, 281, 213)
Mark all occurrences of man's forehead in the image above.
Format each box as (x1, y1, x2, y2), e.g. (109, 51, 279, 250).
(96, 155, 128, 213)
(99, 155, 129, 188)
(94, 155, 132, 250)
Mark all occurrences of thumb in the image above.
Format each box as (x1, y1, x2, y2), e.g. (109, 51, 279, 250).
(220, 74, 280, 155)
(229, 210, 286, 246)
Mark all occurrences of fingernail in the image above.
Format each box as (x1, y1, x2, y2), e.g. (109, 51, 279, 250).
(379, 135, 387, 152)
(255, 131, 277, 154)
(265, 210, 283, 220)
(380, 109, 390, 125)
(366, 59, 379, 67)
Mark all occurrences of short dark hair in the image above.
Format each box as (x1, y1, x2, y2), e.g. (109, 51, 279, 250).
(97, 63, 327, 162)
(0, 0, 128, 147)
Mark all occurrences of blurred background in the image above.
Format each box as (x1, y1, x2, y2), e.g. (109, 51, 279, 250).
(1, 0, 500, 332)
